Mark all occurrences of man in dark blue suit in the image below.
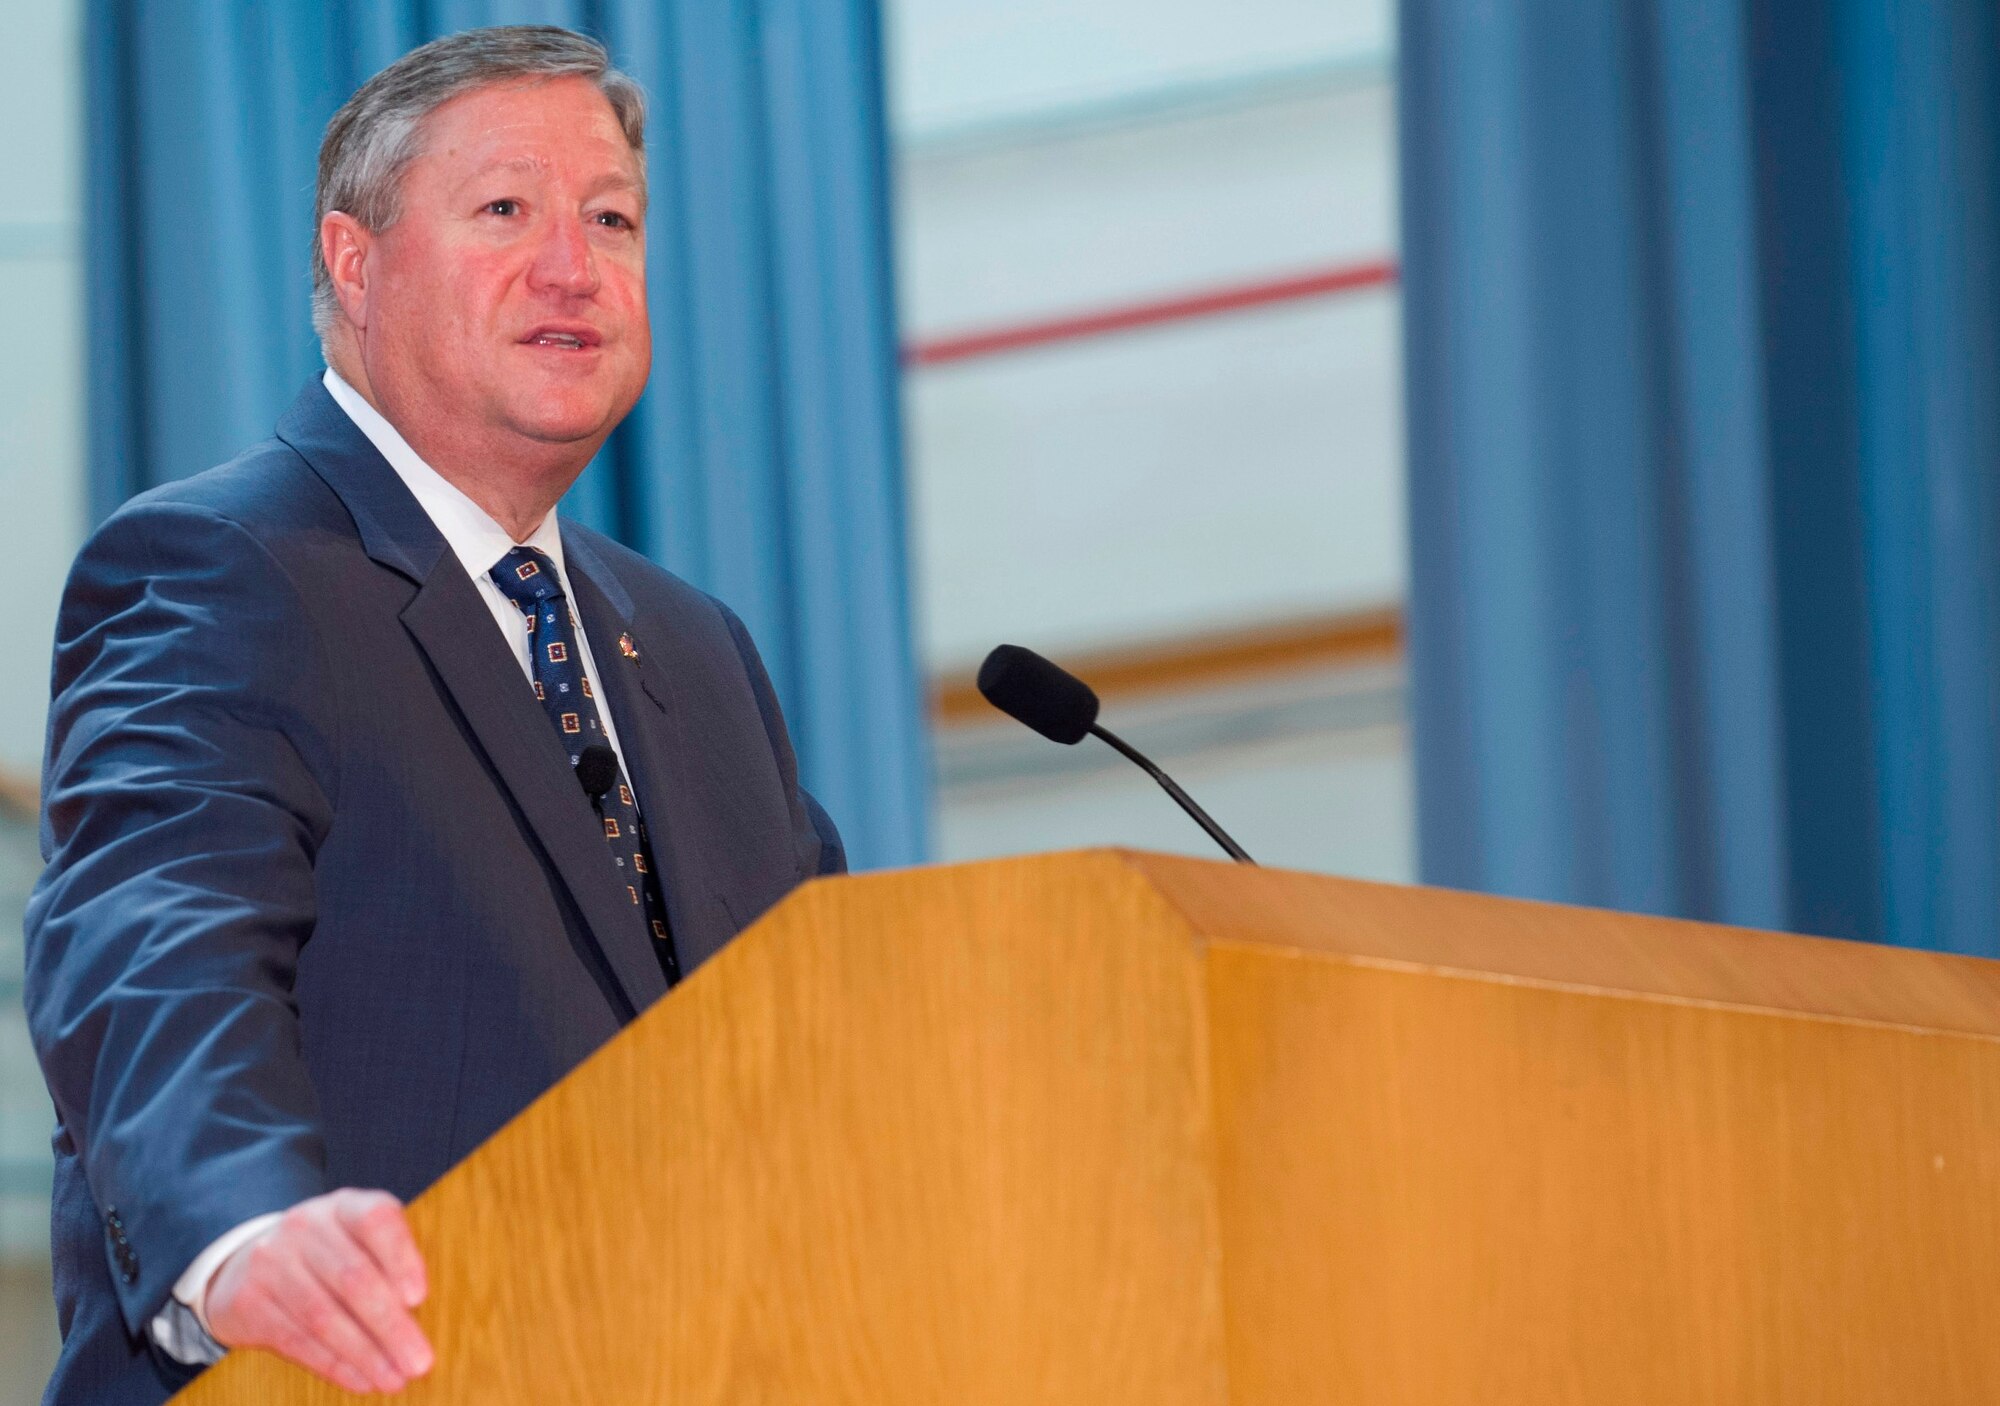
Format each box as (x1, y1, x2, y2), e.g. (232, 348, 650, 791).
(24, 27, 842, 1403)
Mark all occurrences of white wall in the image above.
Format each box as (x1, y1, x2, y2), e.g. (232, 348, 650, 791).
(938, 725, 1412, 877)
(0, 0, 85, 776)
(0, 5, 79, 1390)
(897, 80, 1396, 332)
(888, 0, 1410, 884)
(887, 0, 1389, 137)
(933, 664, 1413, 879)
(908, 288, 1404, 670)
(897, 78, 1403, 671)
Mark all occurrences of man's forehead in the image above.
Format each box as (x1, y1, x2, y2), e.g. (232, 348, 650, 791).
(462, 152, 642, 185)
(422, 80, 644, 184)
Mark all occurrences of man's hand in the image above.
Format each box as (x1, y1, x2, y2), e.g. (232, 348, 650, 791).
(205, 1188, 434, 1394)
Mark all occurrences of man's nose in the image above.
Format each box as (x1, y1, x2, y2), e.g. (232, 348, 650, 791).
(527, 216, 600, 296)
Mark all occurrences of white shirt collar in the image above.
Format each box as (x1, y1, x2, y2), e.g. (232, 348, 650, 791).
(321, 366, 565, 581)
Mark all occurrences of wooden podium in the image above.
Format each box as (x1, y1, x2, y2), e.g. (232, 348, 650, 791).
(176, 850, 2000, 1404)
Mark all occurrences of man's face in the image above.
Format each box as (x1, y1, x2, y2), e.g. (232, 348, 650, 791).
(352, 76, 651, 455)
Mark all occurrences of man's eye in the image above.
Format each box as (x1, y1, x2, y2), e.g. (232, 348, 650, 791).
(484, 199, 519, 217)
(593, 210, 635, 230)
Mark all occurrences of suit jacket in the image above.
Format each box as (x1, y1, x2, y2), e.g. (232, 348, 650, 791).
(23, 378, 844, 1404)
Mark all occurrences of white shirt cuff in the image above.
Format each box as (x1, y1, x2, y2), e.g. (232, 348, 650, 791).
(147, 1211, 286, 1365)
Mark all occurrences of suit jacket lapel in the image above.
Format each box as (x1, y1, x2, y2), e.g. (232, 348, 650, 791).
(399, 572, 669, 1014)
(562, 532, 728, 969)
(277, 379, 669, 1017)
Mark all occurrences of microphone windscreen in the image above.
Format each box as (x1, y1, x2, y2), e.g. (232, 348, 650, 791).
(977, 645, 1100, 745)
(576, 743, 619, 801)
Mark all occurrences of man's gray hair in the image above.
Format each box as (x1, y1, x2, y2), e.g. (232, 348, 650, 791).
(311, 25, 646, 342)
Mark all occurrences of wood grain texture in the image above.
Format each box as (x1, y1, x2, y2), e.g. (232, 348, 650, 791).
(175, 850, 2000, 1403)
(1207, 951, 2000, 1403)
(176, 851, 1227, 1405)
(1144, 854, 2000, 1404)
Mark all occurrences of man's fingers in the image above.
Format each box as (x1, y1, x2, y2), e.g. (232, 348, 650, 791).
(335, 1190, 428, 1309)
(297, 1209, 433, 1381)
(241, 1279, 375, 1397)
(264, 1241, 409, 1394)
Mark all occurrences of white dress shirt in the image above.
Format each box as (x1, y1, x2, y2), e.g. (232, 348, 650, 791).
(149, 367, 632, 1364)
(321, 367, 633, 770)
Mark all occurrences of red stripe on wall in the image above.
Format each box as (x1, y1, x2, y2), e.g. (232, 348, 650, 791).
(902, 258, 1400, 368)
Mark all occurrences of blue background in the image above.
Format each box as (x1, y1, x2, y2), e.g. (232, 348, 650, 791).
(1402, 0, 2000, 951)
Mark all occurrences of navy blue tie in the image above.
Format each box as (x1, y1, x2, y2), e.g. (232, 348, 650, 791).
(488, 546, 679, 985)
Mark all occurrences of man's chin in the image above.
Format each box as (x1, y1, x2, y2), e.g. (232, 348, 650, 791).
(505, 392, 630, 447)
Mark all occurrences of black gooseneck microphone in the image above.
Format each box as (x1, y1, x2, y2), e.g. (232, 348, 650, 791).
(576, 743, 619, 812)
(976, 643, 1256, 865)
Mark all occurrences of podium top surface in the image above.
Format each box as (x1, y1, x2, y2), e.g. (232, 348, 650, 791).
(1079, 848, 2000, 1041)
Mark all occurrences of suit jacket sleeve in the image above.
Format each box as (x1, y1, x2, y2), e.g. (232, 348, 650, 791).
(716, 601, 847, 878)
(24, 498, 338, 1340)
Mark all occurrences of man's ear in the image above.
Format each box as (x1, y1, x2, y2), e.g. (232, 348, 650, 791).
(320, 212, 374, 330)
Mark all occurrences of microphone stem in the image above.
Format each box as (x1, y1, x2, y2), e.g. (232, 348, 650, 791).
(1088, 723, 1256, 865)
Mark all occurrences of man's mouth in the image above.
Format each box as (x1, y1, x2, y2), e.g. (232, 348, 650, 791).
(521, 327, 601, 351)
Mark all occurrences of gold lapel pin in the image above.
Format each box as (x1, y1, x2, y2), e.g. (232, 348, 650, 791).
(618, 632, 640, 661)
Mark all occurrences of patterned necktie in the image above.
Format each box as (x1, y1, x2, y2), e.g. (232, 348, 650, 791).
(487, 545, 679, 985)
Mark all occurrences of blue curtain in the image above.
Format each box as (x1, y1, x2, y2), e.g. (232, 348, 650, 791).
(85, 0, 930, 870)
(1401, 0, 2000, 950)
